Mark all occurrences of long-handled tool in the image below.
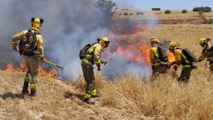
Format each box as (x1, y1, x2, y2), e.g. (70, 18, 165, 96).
(44, 59, 64, 72)
(103, 54, 112, 65)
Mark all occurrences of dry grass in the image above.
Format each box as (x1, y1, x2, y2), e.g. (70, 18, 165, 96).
(1, 22, 213, 119)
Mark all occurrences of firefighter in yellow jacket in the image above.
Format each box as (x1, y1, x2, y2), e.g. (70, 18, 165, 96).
(11, 17, 45, 96)
(150, 37, 170, 76)
(197, 38, 213, 71)
(81, 37, 109, 104)
(169, 41, 196, 83)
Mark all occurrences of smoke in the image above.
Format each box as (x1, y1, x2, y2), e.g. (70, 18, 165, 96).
(103, 10, 159, 81)
(0, 0, 159, 81)
(0, 0, 109, 80)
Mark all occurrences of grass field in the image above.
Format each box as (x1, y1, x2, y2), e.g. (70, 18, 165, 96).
(0, 12, 213, 120)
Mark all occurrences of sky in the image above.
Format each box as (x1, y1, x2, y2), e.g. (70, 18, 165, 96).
(113, 0, 213, 10)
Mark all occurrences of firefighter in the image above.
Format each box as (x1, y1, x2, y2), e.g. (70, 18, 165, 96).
(197, 38, 213, 71)
(11, 17, 45, 96)
(150, 37, 170, 76)
(81, 37, 109, 104)
(169, 41, 196, 83)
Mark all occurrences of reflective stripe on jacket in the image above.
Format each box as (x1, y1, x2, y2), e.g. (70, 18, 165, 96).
(174, 48, 192, 67)
(81, 43, 103, 66)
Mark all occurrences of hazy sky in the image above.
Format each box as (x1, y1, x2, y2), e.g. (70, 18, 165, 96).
(113, 0, 213, 10)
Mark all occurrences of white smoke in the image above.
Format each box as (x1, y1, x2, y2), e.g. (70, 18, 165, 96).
(0, 0, 159, 81)
(0, 0, 110, 80)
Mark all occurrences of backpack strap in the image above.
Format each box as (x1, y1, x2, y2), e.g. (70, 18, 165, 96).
(86, 42, 98, 55)
(181, 48, 192, 64)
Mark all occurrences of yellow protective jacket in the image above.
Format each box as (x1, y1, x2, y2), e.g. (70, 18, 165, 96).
(150, 46, 159, 66)
(198, 45, 213, 62)
(11, 27, 44, 58)
(82, 43, 103, 66)
(173, 48, 191, 68)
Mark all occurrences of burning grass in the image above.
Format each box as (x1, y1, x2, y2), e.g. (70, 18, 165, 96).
(1, 22, 213, 120)
(6, 62, 58, 78)
(0, 64, 213, 120)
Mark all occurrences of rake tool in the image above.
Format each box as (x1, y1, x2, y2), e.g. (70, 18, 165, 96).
(44, 59, 65, 74)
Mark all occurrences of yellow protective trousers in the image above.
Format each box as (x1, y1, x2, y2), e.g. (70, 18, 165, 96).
(23, 55, 39, 91)
(81, 64, 97, 99)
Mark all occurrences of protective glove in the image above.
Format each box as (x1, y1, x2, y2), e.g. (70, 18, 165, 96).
(101, 60, 108, 65)
(40, 57, 46, 62)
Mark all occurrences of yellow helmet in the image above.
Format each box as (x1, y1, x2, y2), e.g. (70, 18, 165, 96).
(199, 38, 207, 45)
(31, 17, 44, 29)
(98, 37, 110, 48)
(150, 37, 160, 43)
(169, 41, 178, 52)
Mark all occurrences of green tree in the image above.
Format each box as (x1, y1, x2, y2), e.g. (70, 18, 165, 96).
(95, 0, 118, 28)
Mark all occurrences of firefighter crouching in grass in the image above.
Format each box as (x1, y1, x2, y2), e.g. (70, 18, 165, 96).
(169, 41, 197, 83)
(197, 38, 213, 71)
(81, 37, 109, 104)
(150, 37, 170, 76)
(11, 17, 45, 97)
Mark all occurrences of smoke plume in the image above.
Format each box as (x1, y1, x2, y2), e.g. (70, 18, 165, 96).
(0, 0, 159, 81)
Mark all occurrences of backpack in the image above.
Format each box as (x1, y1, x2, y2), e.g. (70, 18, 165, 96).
(18, 30, 39, 56)
(182, 48, 197, 62)
(79, 43, 96, 59)
(157, 46, 168, 62)
(157, 43, 169, 62)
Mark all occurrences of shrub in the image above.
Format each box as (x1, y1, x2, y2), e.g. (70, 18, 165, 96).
(204, 7, 211, 12)
(193, 7, 199, 11)
(165, 10, 171, 14)
(207, 19, 213, 24)
(152, 8, 161, 11)
(123, 12, 128, 16)
(182, 9, 187, 13)
(136, 12, 144, 15)
(193, 7, 212, 12)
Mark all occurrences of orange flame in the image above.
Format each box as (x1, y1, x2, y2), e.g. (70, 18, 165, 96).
(167, 52, 175, 63)
(139, 41, 150, 65)
(108, 30, 151, 65)
(6, 62, 58, 78)
(6, 63, 16, 71)
(38, 66, 58, 78)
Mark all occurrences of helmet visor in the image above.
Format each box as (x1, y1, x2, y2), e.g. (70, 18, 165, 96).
(104, 41, 110, 47)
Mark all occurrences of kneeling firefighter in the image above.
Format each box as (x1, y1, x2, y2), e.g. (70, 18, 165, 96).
(197, 38, 213, 71)
(11, 17, 45, 96)
(81, 37, 109, 104)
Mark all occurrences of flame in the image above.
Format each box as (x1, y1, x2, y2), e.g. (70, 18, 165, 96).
(167, 52, 176, 63)
(6, 62, 58, 78)
(38, 66, 58, 78)
(6, 63, 16, 71)
(139, 41, 150, 65)
(108, 31, 151, 65)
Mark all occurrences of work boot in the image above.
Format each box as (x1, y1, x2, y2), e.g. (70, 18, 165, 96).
(91, 93, 100, 98)
(90, 89, 100, 98)
(30, 90, 37, 97)
(83, 98, 95, 105)
(21, 82, 29, 95)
